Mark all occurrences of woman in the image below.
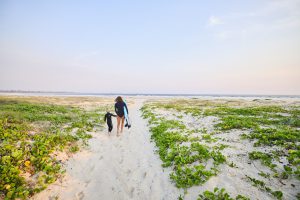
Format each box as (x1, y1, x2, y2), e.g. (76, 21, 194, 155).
(114, 96, 128, 136)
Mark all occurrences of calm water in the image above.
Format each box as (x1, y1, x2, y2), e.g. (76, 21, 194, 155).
(0, 91, 299, 99)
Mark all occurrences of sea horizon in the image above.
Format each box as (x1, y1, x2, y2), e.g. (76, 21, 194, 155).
(0, 90, 299, 98)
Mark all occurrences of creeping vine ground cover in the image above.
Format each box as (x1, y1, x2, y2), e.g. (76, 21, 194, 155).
(141, 99, 299, 199)
(0, 97, 105, 199)
(205, 106, 300, 179)
(196, 187, 250, 200)
(141, 104, 226, 191)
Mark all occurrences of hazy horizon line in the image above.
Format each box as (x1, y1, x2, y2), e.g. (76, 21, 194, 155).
(1, 89, 299, 97)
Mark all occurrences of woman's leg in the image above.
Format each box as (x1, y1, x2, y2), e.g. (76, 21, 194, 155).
(121, 116, 125, 133)
(117, 116, 121, 135)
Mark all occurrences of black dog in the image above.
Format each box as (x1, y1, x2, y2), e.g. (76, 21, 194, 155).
(104, 112, 116, 133)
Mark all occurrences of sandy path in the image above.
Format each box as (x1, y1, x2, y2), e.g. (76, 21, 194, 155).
(32, 98, 179, 200)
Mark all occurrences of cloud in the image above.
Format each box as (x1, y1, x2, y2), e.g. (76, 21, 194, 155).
(208, 16, 223, 26)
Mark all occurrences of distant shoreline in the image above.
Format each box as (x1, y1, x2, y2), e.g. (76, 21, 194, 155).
(0, 91, 299, 98)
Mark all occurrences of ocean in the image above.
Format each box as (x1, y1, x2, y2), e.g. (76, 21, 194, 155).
(0, 91, 299, 99)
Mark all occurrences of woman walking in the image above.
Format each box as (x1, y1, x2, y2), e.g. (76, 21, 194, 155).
(114, 96, 129, 136)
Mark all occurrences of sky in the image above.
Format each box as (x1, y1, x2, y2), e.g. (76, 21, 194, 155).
(0, 0, 300, 95)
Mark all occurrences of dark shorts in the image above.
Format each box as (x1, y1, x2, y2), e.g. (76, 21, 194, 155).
(117, 113, 124, 118)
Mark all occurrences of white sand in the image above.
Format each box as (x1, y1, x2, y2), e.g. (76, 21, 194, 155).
(31, 98, 180, 200)
(146, 97, 300, 200)
(30, 96, 300, 200)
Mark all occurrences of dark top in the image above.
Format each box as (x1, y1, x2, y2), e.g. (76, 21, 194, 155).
(114, 101, 128, 117)
(104, 112, 116, 125)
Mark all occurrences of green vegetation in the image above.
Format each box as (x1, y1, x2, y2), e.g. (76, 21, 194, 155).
(141, 105, 226, 189)
(152, 100, 300, 178)
(249, 151, 276, 171)
(142, 99, 299, 199)
(258, 171, 270, 178)
(197, 187, 250, 200)
(228, 161, 238, 168)
(0, 98, 104, 199)
(246, 175, 283, 200)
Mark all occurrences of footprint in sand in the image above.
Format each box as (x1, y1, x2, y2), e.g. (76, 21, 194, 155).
(99, 156, 103, 160)
(114, 143, 121, 148)
(90, 165, 95, 172)
(48, 195, 59, 200)
(130, 188, 135, 198)
(76, 191, 85, 200)
(85, 180, 91, 187)
(119, 158, 124, 164)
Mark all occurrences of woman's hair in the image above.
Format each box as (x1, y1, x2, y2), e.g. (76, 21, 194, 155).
(115, 96, 123, 102)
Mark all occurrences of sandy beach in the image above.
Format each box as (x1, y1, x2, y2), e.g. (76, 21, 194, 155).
(1, 95, 299, 200)
(31, 97, 180, 200)
(2, 1, 300, 199)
